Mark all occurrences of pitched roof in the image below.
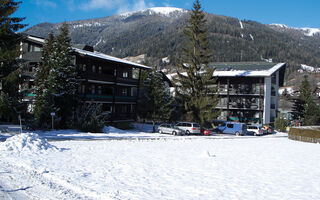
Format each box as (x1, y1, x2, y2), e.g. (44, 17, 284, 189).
(73, 48, 151, 69)
(24, 35, 151, 70)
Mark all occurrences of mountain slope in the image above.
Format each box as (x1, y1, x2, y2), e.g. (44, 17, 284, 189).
(24, 7, 320, 70)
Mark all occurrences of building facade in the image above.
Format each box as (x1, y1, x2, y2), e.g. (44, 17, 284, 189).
(168, 62, 286, 125)
(21, 35, 151, 122)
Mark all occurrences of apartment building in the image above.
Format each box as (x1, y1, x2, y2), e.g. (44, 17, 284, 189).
(21, 35, 151, 122)
(168, 62, 286, 125)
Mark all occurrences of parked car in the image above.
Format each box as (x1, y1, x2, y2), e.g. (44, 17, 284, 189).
(203, 129, 213, 135)
(263, 125, 274, 134)
(247, 124, 264, 136)
(175, 122, 201, 135)
(211, 121, 247, 136)
(158, 123, 185, 136)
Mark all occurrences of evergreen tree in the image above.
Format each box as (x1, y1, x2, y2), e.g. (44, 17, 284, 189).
(48, 23, 78, 128)
(292, 76, 320, 125)
(34, 23, 78, 129)
(0, 0, 26, 122)
(33, 32, 55, 128)
(138, 67, 174, 133)
(173, 0, 220, 128)
(274, 117, 287, 132)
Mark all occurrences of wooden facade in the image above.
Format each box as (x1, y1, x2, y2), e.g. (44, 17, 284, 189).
(21, 35, 151, 122)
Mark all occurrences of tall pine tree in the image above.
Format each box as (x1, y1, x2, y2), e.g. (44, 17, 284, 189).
(0, 0, 26, 122)
(34, 23, 78, 129)
(173, 0, 220, 128)
(49, 23, 78, 128)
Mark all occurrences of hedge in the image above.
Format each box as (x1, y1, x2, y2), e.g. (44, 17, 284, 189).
(288, 127, 320, 143)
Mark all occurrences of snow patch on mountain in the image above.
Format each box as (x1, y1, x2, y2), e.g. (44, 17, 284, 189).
(120, 7, 187, 18)
(249, 34, 254, 40)
(94, 37, 106, 47)
(73, 22, 102, 29)
(149, 7, 187, 16)
(239, 20, 244, 29)
(270, 23, 320, 37)
(300, 28, 320, 37)
(270, 23, 289, 29)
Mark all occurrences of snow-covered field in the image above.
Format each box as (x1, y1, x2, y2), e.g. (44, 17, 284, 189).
(0, 126, 319, 200)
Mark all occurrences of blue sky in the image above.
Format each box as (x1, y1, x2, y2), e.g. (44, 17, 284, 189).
(14, 0, 320, 30)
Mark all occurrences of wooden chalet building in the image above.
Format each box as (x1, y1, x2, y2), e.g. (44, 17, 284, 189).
(21, 35, 151, 122)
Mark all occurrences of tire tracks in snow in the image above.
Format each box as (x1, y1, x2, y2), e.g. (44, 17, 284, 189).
(0, 161, 91, 200)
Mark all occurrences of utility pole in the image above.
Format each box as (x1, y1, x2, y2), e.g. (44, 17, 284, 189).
(18, 113, 22, 133)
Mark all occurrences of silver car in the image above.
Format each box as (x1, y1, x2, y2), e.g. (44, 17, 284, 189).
(158, 123, 185, 136)
(175, 122, 201, 135)
(247, 124, 264, 136)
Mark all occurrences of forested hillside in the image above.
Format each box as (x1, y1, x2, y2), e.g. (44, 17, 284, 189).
(24, 8, 320, 73)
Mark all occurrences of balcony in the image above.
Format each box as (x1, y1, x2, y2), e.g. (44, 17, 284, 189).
(80, 71, 115, 83)
(219, 89, 264, 96)
(83, 94, 137, 102)
(116, 77, 139, 85)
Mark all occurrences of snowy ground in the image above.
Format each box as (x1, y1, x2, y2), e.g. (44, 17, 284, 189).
(0, 125, 319, 200)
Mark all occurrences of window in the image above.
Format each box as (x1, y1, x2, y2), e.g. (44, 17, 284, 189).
(34, 46, 41, 52)
(82, 85, 85, 93)
(227, 124, 234, 128)
(193, 123, 200, 127)
(92, 65, 96, 73)
(122, 71, 128, 78)
(131, 87, 137, 97)
(91, 85, 95, 94)
(98, 66, 102, 74)
(98, 86, 102, 95)
(27, 44, 42, 52)
(83, 64, 87, 72)
(122, 88, 127, 96)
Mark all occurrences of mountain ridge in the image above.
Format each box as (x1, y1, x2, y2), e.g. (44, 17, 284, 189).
(24, 7, 320, 71)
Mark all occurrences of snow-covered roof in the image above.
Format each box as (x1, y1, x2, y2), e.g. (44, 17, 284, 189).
(26, 35, 46, 44)
(212, 63, 286, 77)
(73, 48, 151, 69)
(167, 62, 286, 80)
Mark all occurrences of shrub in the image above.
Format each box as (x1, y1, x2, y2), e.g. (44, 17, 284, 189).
(274, 117, 287, 132)
(76, 103, 109, 132)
